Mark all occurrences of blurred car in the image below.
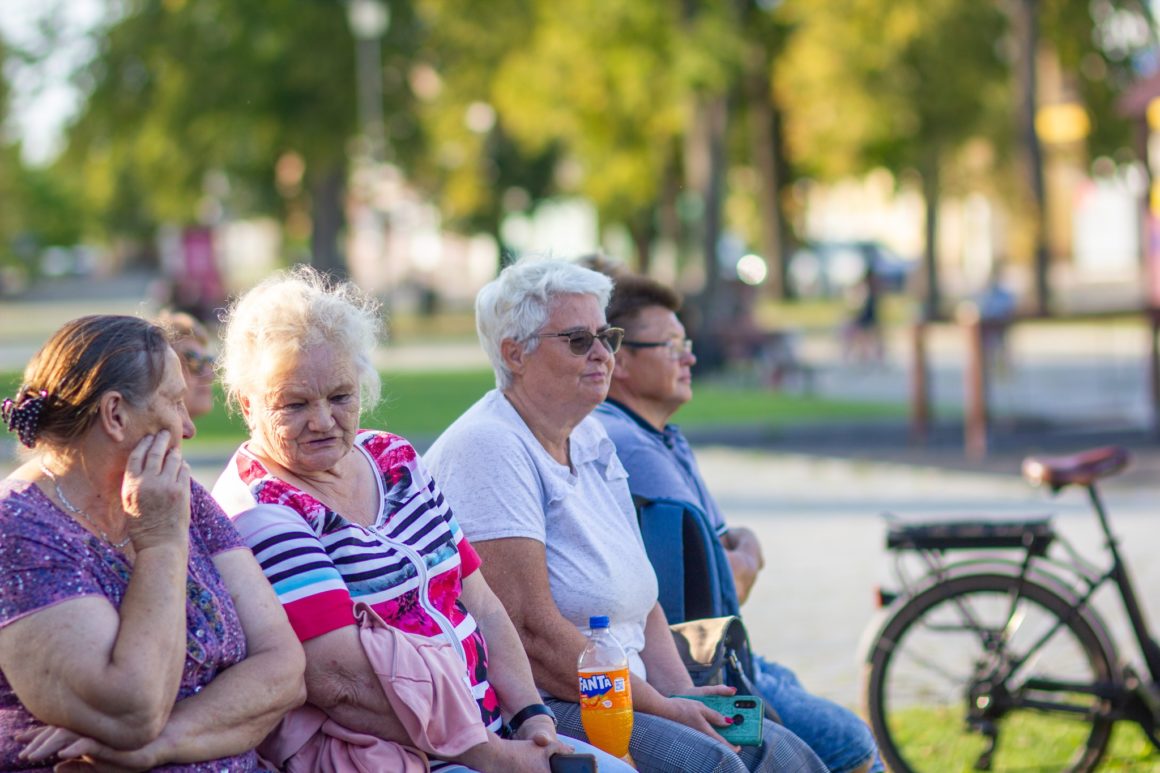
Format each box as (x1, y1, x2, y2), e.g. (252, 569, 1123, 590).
(787, 240, 916, 297)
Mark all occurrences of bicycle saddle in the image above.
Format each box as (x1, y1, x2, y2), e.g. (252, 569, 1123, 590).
(1022, 446, 1130, 490)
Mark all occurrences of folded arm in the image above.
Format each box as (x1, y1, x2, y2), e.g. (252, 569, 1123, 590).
(0, 541, 190, 751)
(20, 549, 307, 768)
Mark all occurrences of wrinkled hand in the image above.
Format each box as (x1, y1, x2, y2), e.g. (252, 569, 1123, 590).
(662, 686, 740, 752)
(121, 431, 191, 549)
(459, 731, 573, 773)
(17, 726, 153, 773)
(512, 714, 569, 750)
(500, 736, 572, 773)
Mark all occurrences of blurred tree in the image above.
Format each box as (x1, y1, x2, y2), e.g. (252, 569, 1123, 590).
(407, 0, 557, 263)
(736, 0, 796, 299)
(60, 0, 427, 275)
(777, 0, 1010, 319)
(0, 35, 84, 285)
(485, 0, 690, 271)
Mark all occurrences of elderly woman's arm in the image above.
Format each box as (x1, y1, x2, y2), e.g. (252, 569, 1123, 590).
(299, 624, 415, 741)
(473, 538, 738, 748)
(457, 569, 561, 742)
(0, 550, 188, 751)
(18, 549, 307, 768)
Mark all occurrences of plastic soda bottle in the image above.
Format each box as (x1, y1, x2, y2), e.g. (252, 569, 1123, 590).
(577, 615, 634, 758)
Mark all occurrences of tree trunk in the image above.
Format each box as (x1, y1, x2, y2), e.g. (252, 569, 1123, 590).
(1014, 0, 1049, 315)
(685, 93, 728, 315)
(310, 163, 348, 279)
(745, 51, 791, 299)
(922, 152, 942, 321)
(630, 213, 655, 275)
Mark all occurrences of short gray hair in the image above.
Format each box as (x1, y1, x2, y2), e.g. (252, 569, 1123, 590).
(219, 265, 383, 426)
(475, 257, 613, 390)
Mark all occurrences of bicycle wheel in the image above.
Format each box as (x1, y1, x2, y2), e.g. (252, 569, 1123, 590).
(866, 572, 1118, 773)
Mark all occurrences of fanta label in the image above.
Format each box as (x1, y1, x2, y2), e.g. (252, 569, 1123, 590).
(578, 666, 632, 711)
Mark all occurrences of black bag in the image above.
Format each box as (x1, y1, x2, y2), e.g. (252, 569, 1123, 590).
(670, 615, 781, 723)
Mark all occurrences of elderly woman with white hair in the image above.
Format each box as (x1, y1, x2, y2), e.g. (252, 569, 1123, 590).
(210, 266, 632, 773)
(425, 258, 827, 772)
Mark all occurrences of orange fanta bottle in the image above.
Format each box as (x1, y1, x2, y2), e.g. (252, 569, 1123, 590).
(578, 615, 634, 758)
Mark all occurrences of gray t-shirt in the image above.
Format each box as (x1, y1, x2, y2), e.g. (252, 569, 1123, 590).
(424, 389, 658, 678)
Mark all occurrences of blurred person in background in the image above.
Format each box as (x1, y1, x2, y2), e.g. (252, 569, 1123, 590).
(156, 309, 216, 421)
(595, 273, 881, 773)
(211, 267, 631, 773)
(0, 315, 305, 772)
(841, 268, 884, 365)
(425, 257, 827, 773)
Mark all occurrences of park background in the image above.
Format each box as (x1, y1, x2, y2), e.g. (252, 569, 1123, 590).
(4, 0, 1160, 769)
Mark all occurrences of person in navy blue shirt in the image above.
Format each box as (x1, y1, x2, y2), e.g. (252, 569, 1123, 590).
(594, 272, 881, 773)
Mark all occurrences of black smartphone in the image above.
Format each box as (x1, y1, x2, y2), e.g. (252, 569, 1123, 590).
(549, 752, 598, 773)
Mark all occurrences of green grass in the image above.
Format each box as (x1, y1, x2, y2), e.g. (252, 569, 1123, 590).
(1, 367, 902, 452)
(883, 705, 1160, 771)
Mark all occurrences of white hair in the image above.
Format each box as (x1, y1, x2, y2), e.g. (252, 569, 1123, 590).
(218, 265, 383, 427)
(475, 257, 614, 390)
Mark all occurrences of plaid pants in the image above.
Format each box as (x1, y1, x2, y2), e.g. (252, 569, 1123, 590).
(547, 698, 829, 772)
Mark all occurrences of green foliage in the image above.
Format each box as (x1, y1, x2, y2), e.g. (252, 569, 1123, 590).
(59, 0, 423, 241)
(0, 40, 84, 281)
(777, 0, 1009, 183)
(487, 0, 689, 223)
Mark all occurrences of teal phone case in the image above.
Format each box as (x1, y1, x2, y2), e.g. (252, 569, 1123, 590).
(675, 694, 764, 746)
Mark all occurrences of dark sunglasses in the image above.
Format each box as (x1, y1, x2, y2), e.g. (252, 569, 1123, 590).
(181, 350, 216, 377)
(537, 327, 625, 356)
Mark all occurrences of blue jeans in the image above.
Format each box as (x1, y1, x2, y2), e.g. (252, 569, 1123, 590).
(754, 656, 882, 773)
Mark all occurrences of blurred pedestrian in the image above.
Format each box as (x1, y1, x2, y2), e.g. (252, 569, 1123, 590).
(976, 264, 1017, 377)
(842, 268, 884, 365)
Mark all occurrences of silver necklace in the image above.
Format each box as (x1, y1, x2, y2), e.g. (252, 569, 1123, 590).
(39, 462, 132, 550)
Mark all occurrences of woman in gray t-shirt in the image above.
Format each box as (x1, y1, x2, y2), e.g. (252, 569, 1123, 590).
(426, 257, 827, 773)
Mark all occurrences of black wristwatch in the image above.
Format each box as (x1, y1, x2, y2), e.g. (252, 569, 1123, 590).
(508, 703, 557, 735)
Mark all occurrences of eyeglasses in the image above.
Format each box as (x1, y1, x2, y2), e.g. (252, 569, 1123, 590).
(622, 338, 694, 360)
(181, 350, 216, 378)
(537, 327, 625, 356)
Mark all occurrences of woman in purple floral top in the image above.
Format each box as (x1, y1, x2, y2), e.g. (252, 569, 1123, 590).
(0, 316, 305, 771)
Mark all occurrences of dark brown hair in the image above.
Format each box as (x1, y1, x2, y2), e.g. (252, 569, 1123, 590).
(605, 273, 683, 334)
(12, 315, 169, 448)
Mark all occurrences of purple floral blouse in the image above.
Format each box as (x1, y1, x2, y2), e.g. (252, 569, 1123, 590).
(0, 478, 258, 772)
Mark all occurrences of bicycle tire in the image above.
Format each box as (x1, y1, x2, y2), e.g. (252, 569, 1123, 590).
(866, 572, 1118, 773)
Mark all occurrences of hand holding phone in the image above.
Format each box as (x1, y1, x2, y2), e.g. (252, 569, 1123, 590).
(673, 694, 765, 746)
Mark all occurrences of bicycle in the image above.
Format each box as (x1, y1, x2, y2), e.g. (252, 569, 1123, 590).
(862, 446, 1160, 772)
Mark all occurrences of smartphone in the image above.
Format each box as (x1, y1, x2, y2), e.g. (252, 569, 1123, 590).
(549, 752, 598, 773)
(674, 694, 765, 746)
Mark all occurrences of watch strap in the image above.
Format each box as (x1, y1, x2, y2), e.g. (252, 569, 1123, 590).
(508, 702, 557, 734)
